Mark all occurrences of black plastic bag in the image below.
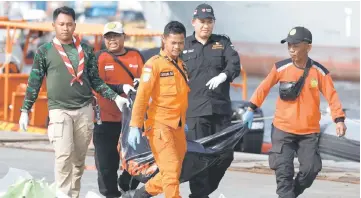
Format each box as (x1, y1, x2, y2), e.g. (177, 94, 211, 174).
(119, 95, 249, 184)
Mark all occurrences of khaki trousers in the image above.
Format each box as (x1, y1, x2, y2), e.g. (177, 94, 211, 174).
(48, 103, 94, 198)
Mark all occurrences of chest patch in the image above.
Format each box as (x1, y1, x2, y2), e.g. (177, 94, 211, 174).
(160, 71, 174, 77)
(310, 78, 318, 88)
(105, 65, 114, 71)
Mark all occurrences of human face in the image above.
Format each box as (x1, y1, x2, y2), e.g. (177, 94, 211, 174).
(162, 33, 185, 59)
(52, 13, 76, 43)
(192, 18, 214, 39)
(287, 42, 312, 63)
(104, 32, 125, 53)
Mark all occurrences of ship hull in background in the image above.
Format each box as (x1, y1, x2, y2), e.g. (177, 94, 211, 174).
(140, 1, 360, 81)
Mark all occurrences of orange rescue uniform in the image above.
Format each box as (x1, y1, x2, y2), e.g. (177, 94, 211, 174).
(130, 50, 189, 198)
(95, 49, 144, 122)
(250, 58, 345, 134)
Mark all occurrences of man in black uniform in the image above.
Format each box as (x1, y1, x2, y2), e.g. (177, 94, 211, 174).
(182, 3, 241, 198)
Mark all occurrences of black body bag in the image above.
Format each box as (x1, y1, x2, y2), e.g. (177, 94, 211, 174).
(279, 59, 312, 101)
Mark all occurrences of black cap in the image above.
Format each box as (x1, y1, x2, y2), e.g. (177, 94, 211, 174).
(193, 3, 215, 20)
(281, 26, 312, 44)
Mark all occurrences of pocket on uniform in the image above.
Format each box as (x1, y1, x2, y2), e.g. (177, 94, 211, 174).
(48, 116, 65, 142)
(268, 140, 284, 170)
(150, 128, 172, 154)
(209, 50, 223, 68)
(182, 53, 197, 62)
(160, 76, 177, 96)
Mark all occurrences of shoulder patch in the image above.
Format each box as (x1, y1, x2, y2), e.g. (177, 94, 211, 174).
(312, 60, 329, 76)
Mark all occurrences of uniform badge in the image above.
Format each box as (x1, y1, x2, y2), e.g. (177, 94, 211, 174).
(107, 22, 117, 29)
(142, 65, 152, 82)
(212, 42, 224, 50)
(142, 73, 151, 82)
(310, 79, 318, 88)
(289, 28, 296, 35)
(143, 65, 152, 72)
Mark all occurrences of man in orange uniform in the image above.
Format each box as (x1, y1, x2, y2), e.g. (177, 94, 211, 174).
(94, 21, 143, 197)
(242, 26, 347, 198)
(123, 21, 189, 198)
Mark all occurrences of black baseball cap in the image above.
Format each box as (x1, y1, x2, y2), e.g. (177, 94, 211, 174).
(193, 3, 215, 20)
(281, 26, 312, 44)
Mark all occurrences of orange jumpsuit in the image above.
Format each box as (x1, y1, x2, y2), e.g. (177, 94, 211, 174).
(130, 50, 189, 198)
(250, 58, 345, 134)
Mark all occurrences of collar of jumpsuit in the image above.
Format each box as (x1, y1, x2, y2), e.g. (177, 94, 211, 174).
(159, 48, 180, 64)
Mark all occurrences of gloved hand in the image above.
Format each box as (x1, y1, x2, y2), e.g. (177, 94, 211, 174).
(19, 112, 29, 131)
(123, 84, 136, 96)
(242, 110, 254, 129)
(114, 95, 130, 112)
(128, 127, 141, 150)
(206, 73, 227, 90)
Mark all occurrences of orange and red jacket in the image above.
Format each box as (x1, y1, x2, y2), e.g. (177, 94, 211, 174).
(95, 48, 144, 122)
(249, 58, 345, 134)
(130, 50, 190, 130)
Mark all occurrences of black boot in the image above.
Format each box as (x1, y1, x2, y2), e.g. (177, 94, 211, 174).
(121, 186, 152, 198)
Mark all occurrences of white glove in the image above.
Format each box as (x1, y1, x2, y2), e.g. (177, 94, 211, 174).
(206, 73, 227, 90)
(114, 95, 130, 112)
(123, 84, 136, 95)
(19, 112, 29, 131)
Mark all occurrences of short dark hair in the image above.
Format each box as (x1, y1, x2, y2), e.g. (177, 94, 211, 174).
(53, 6, 76, 21)
(163, 21, 186, 37)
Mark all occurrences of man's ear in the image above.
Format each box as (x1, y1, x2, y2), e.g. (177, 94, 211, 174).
(191, 19, 196, 27)
(161, 35, 166, 44)
(307, 44, 312, 53)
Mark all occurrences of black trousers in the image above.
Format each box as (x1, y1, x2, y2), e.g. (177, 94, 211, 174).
(269, 126, 322, 198)
(186, 114, 234, 198)
(93, 122, 139, 197)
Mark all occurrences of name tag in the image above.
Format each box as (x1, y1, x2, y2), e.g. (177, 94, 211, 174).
(160, 71, 174, 77)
